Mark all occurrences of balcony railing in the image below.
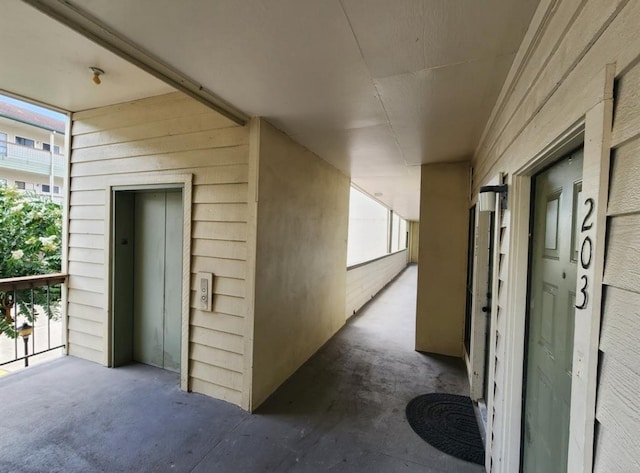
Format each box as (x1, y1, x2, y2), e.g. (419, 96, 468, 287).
(0, 141, 65, 178)
(0, 273, 67, 369)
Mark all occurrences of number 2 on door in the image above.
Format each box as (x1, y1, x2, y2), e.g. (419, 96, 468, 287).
(575, 198, 595, 310)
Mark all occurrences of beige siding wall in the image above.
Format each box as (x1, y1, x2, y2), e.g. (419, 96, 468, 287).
(68, 92, 251, 408)
(345, 250, 407, 318)
(596, 60, 640, 473)
(252, 120, 349, 409)
(473, 0, 640, 471)
(416, 162, 469, 357)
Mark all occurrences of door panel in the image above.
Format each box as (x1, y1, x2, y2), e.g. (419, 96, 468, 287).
(522, 149, 583, 473)
(162, 191, 182, 372)
(133, 192, 166, 368)
(483, 211, 495, 402)
(465, 206, 476, 356)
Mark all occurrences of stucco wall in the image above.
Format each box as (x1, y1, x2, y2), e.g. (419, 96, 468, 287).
(0, 120, 65, 149)
(415, 162, 469, 357)
(251, 119, 349, 409)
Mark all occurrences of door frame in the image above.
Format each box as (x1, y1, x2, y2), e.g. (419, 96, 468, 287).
(520, 145, 584, 472)
(498, 122, 584, 473)
(103, 173, 193, 391)
(468, 194, 497, 403)
(495, 68, 614, 473)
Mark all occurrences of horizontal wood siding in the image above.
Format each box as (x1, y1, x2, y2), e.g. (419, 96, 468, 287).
(595, 288, 640, 472)
(474, 0, 636, 186)
(68, 92, 250, 407)
(345, 251, 408, 318)
(594, 59, 640, 472)
(472, 1, 640, 470)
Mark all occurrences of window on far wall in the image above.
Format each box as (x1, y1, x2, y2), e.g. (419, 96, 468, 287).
(15, 136, 35, 147)
(41, 143, 60, 153)
(347, 187, 389, 266)
(347, 186, 409, 266)
(42, 184, 50, 193)
(42, 143, 60, 154)
(390, 213, 408, 252)
(15, 181, 25, 190)
(0, 132, 6, 156)
(54, 186, 60, 194)
(391, 212, 400, 252)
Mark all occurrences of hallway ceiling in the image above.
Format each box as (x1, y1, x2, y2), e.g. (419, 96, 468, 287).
(3, 0, 540, 220)
(0, 2, 174, 113)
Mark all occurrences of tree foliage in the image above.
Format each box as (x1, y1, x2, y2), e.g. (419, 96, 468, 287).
(0, 185, 62, 337)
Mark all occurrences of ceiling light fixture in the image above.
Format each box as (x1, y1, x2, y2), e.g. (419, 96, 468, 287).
(89, 66, 104, 85)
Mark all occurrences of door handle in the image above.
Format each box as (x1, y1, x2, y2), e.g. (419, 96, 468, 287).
(482, 306, 490, 313)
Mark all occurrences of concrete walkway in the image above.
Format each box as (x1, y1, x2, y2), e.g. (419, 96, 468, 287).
(0, 265, 483, 473)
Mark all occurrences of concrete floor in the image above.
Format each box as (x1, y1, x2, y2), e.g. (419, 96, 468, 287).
(0, 265, 483, 473)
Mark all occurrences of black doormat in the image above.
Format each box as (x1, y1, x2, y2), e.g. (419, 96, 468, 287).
(406, 393, 485, 465)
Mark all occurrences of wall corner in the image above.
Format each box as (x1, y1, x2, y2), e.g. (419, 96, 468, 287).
(415, 161, 470, 358)
(242, 117, 261, 411)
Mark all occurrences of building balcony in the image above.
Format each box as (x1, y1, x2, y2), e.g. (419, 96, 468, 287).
(0, 141, 65, 178)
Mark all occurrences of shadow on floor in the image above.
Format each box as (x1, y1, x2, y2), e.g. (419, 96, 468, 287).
(0, 266, 483, 473)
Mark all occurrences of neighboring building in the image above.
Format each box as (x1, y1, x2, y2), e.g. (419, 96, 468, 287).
(0, 101, 66, 202)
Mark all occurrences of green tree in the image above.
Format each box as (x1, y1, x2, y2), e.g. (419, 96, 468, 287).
(0, 185, 62, 337)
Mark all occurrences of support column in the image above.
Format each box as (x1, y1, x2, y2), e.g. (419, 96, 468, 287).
(415, 161, 470, 357)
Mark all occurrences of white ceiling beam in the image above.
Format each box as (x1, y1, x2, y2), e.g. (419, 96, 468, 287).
(22, 0, 249, 125)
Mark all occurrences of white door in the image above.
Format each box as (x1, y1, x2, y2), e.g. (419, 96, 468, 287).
(522, 149, 583, 472)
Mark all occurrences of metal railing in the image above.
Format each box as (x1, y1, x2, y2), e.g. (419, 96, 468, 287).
(0, 140, 65, 177)
(0, 273, 67, 368)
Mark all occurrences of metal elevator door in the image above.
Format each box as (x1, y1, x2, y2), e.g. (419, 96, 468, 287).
(112, 189, 182, 373)
(133, 191, 182, 372)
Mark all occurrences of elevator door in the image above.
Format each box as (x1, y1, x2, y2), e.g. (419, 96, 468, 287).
(133, 191, 182, 372)
(112, 189, 182, 372)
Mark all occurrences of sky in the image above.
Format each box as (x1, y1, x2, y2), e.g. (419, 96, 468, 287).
(0, 94, 66, 121)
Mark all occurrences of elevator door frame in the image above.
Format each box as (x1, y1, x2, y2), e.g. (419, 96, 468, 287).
(105, 175, 192, 391)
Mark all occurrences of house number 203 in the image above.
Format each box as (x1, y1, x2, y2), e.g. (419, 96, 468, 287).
(576, 198, 595, 310)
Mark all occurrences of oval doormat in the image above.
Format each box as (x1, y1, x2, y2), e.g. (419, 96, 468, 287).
(406, 393, 485, 465)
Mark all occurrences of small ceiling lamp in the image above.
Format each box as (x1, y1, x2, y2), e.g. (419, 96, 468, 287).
(89, 66, 105, 85)
(479, 184, 508, 212)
